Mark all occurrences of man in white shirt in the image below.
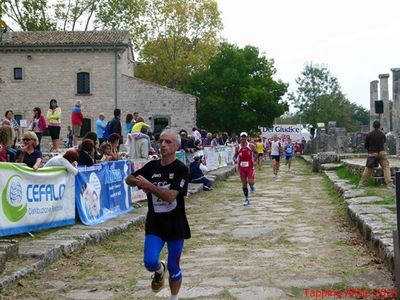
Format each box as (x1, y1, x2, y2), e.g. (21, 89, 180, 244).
(270, 135, 282, 178)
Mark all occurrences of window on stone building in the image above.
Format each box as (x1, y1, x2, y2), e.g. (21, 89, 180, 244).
(77, 72, 90, 94)
(13, 68, 23, 80)
(153, 117, 170, 135)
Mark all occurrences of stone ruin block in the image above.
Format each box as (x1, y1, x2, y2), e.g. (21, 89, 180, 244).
(386, 133, 396, 155)
(312, 151, 340, 172)
(0, 251, 5, 273)
(0, 240, 19, 260)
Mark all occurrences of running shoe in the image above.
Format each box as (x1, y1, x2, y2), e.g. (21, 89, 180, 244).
(250, 186, 256, 193)
(243, 198, 250, 206)
(151, 260, 166, 292)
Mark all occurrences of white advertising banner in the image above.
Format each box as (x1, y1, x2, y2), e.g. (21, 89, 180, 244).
(260, 125, 303, 142)
(0, 163, 75, 237)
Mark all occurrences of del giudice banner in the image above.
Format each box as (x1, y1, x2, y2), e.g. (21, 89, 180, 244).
(260, 125, 302, 141)
(0, 163, 75, 237)
(76, 160, 133, 226)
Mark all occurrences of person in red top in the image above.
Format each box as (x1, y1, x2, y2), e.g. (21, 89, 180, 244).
(29, 107, 47, 151)
(71, 100, 83, 147)
(234, 132, 256, 206)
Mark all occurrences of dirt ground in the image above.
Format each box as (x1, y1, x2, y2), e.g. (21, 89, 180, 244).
(0, 159, 394, 300)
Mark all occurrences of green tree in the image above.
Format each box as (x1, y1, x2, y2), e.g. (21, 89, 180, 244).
(186, 42, 288, 135)
(54, 0, 102, 31)
(2, 0, 56, 31)
(133, 0, 222, 90)
(289, 63, 369, 131)
(95, 0, 148, 47)
(288, 63, 342, 127)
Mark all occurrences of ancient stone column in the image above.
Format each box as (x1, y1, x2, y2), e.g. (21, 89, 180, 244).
(391, 68, 400, 132)
(391, 68, 400, 154)
(379, 73, 390, 133)
(370, 80, 379, 131)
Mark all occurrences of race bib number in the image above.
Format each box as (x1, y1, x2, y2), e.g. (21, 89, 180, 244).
(240, 161, 249, 167)
(151, 184, 177, 213)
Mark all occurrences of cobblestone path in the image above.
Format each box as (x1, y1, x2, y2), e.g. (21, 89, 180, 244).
(1, 159, 394, 300)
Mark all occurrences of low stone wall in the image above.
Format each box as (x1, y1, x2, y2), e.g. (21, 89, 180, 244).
(341, 159, 400, 184)
(301, 155, 396, 273)
(324, 171, 395, 272)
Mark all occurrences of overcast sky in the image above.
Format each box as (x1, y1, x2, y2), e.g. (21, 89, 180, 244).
(216, 0, 400, 111)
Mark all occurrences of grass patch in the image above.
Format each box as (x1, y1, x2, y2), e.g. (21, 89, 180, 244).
(288, 287, 306, 298)
(369, 196, 395, 205)
(336, 167, 361, 185)
(322, 176, 347, 220)
(363, 186, 395, 202)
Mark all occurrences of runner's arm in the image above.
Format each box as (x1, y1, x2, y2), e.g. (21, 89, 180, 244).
(134, 175, 179, 203)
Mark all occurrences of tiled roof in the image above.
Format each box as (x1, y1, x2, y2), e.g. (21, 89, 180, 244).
(0, 31, 130, 47)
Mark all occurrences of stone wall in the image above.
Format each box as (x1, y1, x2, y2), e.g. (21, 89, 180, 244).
(0, 48, 196, 140)
(306, 130, 367, 154)
(119, 76, 196, 134)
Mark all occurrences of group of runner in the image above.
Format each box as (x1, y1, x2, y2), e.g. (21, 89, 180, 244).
(233, 133, 295, 206)
(125, 129, 298, 299)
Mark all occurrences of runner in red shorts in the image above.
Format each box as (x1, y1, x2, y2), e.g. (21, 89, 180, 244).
(233, 132, 256, 206)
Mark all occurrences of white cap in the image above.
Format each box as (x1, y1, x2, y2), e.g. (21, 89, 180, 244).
(240, 132, 248, 137)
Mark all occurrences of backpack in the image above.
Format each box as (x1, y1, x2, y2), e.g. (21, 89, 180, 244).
(103, 121, 111, 139)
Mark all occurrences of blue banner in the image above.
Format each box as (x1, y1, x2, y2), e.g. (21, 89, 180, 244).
(75, 160, 133, 225)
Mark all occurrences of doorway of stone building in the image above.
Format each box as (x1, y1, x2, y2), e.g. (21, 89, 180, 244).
(153, 117, 169, 135)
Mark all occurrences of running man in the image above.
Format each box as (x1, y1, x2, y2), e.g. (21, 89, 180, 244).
(255, 137, 264, 168)
(271, 135, 282, 178)
(125, 129, 190, 300)
(234, 132, 256, 206)
(284, 138, 294, 171)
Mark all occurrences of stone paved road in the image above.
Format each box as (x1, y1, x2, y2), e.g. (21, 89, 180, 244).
(0, 159, 394, 300)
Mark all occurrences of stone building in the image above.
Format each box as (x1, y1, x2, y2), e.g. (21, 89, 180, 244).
(0, 31, 196, 142)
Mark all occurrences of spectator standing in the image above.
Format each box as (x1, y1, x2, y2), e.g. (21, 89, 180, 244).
(71, 100, 83, 147)
(125, 113, 134, 136)
(0, 126, 13, 162)
(44, 149, 79, 175)
(360, 120, 394, 189)
(29, 107, 47, 151)
(66, 125, 73, 148)
(192, 127, 202, 142)
(133, 111, 139, 124)
(109, 108, 122, 148)
(2, 110, 20, 147)
(130, 116, 152, 147)
(127, 127, 150, 159)
(47, 99, 62, 152)
(96, 113, 107, 145)
(16, 132, 42, 170)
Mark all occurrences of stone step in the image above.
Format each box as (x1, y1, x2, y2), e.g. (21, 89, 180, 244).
(0, 240, 19, 260)
(0, 252, 5, 273)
